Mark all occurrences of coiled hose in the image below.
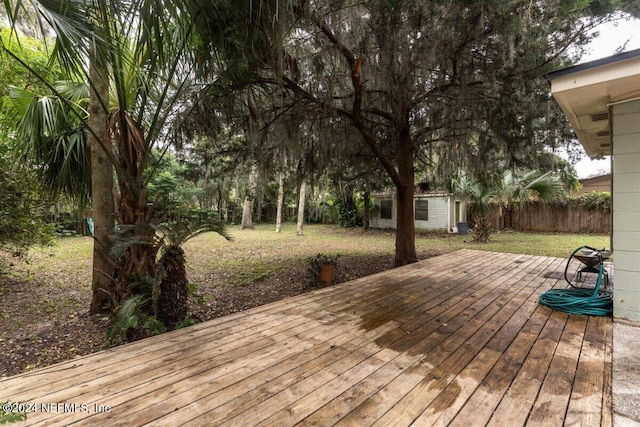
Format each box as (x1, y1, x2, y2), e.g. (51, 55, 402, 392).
(538, 245, 613, 316)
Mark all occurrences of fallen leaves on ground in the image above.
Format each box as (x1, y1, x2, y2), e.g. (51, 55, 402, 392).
(0, 230, 442, 379)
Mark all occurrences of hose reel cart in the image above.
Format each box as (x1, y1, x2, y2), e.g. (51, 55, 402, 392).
(538, 246, 613, 316)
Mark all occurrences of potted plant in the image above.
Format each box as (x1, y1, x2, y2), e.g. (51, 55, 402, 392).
(307, 253, 339, 286)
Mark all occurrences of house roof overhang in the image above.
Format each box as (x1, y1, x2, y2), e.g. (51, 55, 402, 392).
(547, 48, 640, 159)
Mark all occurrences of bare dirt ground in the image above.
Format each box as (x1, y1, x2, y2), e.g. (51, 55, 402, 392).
(0, 247, 441, 379)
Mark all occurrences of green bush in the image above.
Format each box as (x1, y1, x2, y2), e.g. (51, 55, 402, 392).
(570, 192, 610, 210)
(0, 166, 53, 256)
(0, 402, 27, 424)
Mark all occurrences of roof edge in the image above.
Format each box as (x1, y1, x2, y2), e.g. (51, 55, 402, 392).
(547, 48, 640, 80)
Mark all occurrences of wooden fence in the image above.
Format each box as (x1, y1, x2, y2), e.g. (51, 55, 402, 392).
(488, 203, 610, 234)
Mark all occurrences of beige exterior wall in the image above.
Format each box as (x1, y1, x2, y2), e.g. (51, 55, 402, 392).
(370, 194, 466, 231)
(576, 174, 611, 195)
(612, 99, 640, 321)
(371, 196, 397, 229)
(414, 195, 451, 231)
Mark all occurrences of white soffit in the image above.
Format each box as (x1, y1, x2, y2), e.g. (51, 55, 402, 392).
(548, 49, 640, 159)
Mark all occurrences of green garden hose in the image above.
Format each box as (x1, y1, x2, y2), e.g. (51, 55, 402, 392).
(538, 245, 613, 316)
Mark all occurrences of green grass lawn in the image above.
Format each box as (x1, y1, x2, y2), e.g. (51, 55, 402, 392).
(414, 228, 610, 258)
(17, 224, 610, 288)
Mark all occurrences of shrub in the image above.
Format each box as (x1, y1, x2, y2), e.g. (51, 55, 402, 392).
(570, 192, 610, 210)
(0, 166, 53, 257)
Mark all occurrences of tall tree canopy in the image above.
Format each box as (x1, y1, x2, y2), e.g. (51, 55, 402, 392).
(251, 0, 625, 266)
(1, 0, 633, 313)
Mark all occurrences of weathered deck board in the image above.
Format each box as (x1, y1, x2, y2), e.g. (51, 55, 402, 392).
(0, 249, 613, 426)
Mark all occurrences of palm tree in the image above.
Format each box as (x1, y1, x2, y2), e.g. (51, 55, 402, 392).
(154, 217, 229, 329)
(3, 0, 212, 313)
(109, 212, 229, 333)
(4, 0, 292, 316)
(498, 169, 565, 229)
(452, 169, 564, 242)
(451, 171, 499, 243)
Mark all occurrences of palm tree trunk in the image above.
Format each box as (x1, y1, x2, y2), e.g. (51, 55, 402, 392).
(275, 172, 284, 232)
(241, 162, 258, 229)
(88, 56, 115, 314)
(363, 190, 370, 231)
(296, 180, 306, 236)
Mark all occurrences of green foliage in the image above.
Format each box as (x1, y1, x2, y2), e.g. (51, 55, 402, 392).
(107, 294, 167, 344)
(451, 171, 498, 243)
(328, 192, 362, 228)
(0, 27, 55, 104)
(174, 316, 200, 330)
(537, 153, 581, 193)
(143, 315, 167, 336)
(110, 208, 229, 263)
(107, 295, 144, 344)
(125, 273, 156, 313)
(451, 170, 499, 218)
(452, 169, 564, 242)
(499, 169, 566, 206)
(9, 82, 92, 203)
(166, 207, 229, 237)
(0, 27, 57, 258)
(307, 253, 339, 286)
(191, 0, 292, 85)
(0, 402, 27, 424)
(0, 164, 54, 256)
(307, 253, 339, 267)
(146, 151, 202, 215)
(108, 207, 229, 336)
(570, 191, 611, 210)
(1, 28, 89, 203)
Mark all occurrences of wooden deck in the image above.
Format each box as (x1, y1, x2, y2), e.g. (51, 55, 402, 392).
(0, 249, 612, 426)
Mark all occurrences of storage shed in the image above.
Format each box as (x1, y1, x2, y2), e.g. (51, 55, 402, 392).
(370, 192, 467, 233)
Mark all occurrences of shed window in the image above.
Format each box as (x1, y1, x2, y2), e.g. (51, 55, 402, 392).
(415, 199, 428, 221)
(380, 200, 392, 219)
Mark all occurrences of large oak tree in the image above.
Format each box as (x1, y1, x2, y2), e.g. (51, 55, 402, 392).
(265, 0, 620, 266)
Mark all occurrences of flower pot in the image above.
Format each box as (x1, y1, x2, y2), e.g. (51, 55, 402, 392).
(318, 263, 336, 285)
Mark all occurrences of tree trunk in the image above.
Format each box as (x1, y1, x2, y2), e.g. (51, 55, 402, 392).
(472, 214, 491, 243)
(394, 128, 418, 267)
(395, 182, 417, 266)
(275, 172, 284, 232)
(88, 57, 115, 314)
(363, 190, 370, 231)
(157, 245, 188, 330)
(221, 198, 227, 222)
(241, 162, 258, 229)
(504, 205, 513, 229)
(296, 180, 306, 236)
(114, 175, 157, 309)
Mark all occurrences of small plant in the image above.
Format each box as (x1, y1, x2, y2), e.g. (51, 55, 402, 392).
(174, 316, 200, 330)
(109, 212, 230, 336)
(107, 295, 168, 345)
(106, 294, 165, 344)
(1, 402, 27, 424)
(307, 253, 339, 286)
(307, 253, 338, 268)
(107, 295, 144, 344)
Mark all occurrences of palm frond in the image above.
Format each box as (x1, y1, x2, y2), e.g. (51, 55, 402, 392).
(503, 169, 564, 205)
(451, 169, 499, 216)
(110, 224, 160, 259)
(10, 83, 91, 201)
